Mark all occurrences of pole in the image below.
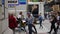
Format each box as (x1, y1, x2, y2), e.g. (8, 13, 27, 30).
(14, 5, 16, 16)
(4, 0, 5, 19)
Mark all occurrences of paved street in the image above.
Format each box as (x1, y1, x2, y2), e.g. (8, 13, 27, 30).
(4, 20, 60, 34)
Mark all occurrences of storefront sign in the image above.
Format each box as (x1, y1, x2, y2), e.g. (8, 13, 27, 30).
(8, 0, 18, 4)
(18, 0, 26, 4)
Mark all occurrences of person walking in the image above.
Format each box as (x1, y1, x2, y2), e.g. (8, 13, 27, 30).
(44, 12, 48, 19)
(26, 12, 37, 34)
(48, 15, 57, 34)
(31, 5, 38, 18)
(38, 13, 43, 28)
(56, 12, 60, 33)
(17, 11, 26, 32)
(8, 13, 18, 34)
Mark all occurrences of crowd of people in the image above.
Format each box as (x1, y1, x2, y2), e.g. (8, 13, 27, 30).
(8, 11, 60, 34)
(44, 11, 60, 34)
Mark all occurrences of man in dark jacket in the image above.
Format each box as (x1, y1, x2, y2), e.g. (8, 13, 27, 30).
(48, 15, 57, 34)
(31, 5, 38, 18)
(56, 12, 60, 33)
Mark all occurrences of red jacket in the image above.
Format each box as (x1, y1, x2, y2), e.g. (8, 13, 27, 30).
(8, 14, 18, 29)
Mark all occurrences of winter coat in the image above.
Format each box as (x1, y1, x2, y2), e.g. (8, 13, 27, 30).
(8, 14, 18, 29)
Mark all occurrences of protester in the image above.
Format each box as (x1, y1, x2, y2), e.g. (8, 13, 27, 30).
(8, 13, 18, 34)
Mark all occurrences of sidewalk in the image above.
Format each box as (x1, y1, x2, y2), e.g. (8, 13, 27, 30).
(3, 20, 60, 34)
